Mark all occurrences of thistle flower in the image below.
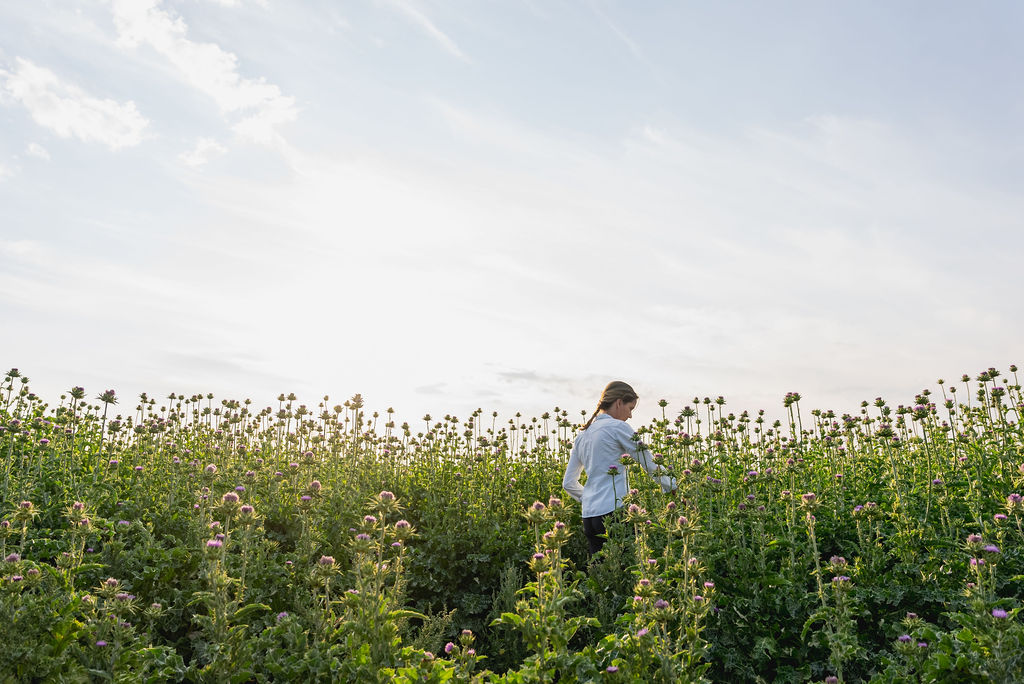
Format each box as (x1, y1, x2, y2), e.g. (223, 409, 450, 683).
(993, 608, 1008, 619)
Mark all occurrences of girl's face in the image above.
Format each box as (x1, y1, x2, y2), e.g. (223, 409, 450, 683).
(608, 398, 637, 421)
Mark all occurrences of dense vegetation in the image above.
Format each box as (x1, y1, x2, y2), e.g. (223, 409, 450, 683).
(1, 366, 1023, 682)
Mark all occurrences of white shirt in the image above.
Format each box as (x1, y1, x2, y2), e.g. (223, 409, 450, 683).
(562, 413, 676, 518)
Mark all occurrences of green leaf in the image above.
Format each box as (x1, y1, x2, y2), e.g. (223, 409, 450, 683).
(232, 602, 271, 622)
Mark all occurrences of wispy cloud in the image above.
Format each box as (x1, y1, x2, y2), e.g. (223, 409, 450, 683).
(109, 0, 297, 144)
(378, 0, 470, 62)
(25, 142, 50, 160)
(179, 137, 227, 166)
(0, 57, 148, 149)
(585, 0, 664, 83)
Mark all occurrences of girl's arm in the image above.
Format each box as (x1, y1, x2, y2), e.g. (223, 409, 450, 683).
(622, 428, 676, 493)
(562, 445, 585, 502)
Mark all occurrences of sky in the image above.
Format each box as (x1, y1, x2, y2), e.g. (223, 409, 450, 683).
(1, 1, 1022, 427)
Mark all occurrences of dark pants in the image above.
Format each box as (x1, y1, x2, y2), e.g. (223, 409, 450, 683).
(583, 511, 614, 555)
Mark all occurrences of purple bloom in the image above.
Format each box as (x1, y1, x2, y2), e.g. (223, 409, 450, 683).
(5, 553, 19, 563)
(222, 492, 239, 504)
(276, 611, 288, 621)
(444, 641, 455, 654)
(636, 628, 649, 638)
(318, 555, 335, 566)
(606, 665, 619, 673)
(654, 599, 669, 609)
(983, 545, 1000, 554)
(897, 634, 911, 643)
(993, 608, 1008, 619)
(206, 539, 222, 548)
(96, 640, 107, 647)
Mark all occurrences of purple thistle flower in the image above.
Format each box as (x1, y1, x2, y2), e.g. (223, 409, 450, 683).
(993, 608, 1008, 619)
(206, 539, 222, 548)
(898, 634, 911, 643)
(444, 641, 455, 654)
(96, 640, 107, 647)
(654, 599, 669, 609)
(983, 545, 1000, 554)
(5, 553, 19, 563)
(636, 628, 649, 638)
(319, 555, 335, 566)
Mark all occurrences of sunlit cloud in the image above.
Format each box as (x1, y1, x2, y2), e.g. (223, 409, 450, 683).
(0, 57, 148, 149)
(109, 0, 297, 144)
(179, 137, 227, 166)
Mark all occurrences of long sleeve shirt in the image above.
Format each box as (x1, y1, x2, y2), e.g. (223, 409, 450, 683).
(562, 413, 676, 518)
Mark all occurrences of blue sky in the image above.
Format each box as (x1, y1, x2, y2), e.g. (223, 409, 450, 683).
(1, 1, 1022, 425)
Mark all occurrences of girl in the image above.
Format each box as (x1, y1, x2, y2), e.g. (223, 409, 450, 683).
(562, 381, 676, 555)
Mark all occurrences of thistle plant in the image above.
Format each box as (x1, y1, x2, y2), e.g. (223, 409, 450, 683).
(495, 499, 598, 682)
(334, 491, 422, 678)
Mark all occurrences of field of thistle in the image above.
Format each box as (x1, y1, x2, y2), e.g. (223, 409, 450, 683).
(1, 366, 1024, 682)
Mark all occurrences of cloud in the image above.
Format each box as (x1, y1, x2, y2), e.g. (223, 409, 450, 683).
(109, 0, 297, 144)
(25, 142, 50, 160)
(179, 137, 227, 166)
(203, 0, 268, 7)
(378, 0, 470, 62)
(0, 163, 12, 181)
(0, 57, 148, 149)
(0, 239, 46, 262)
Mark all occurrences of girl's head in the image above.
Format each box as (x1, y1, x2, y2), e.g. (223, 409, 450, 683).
(583, 381, 639, 428)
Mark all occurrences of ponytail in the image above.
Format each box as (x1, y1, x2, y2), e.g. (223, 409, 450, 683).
(580, 381, 639, 430)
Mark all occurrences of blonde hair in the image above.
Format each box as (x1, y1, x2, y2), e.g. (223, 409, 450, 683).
(582, 381, 639, 430)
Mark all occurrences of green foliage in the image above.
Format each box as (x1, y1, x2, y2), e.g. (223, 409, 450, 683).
(2, 366, 1024, 681)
